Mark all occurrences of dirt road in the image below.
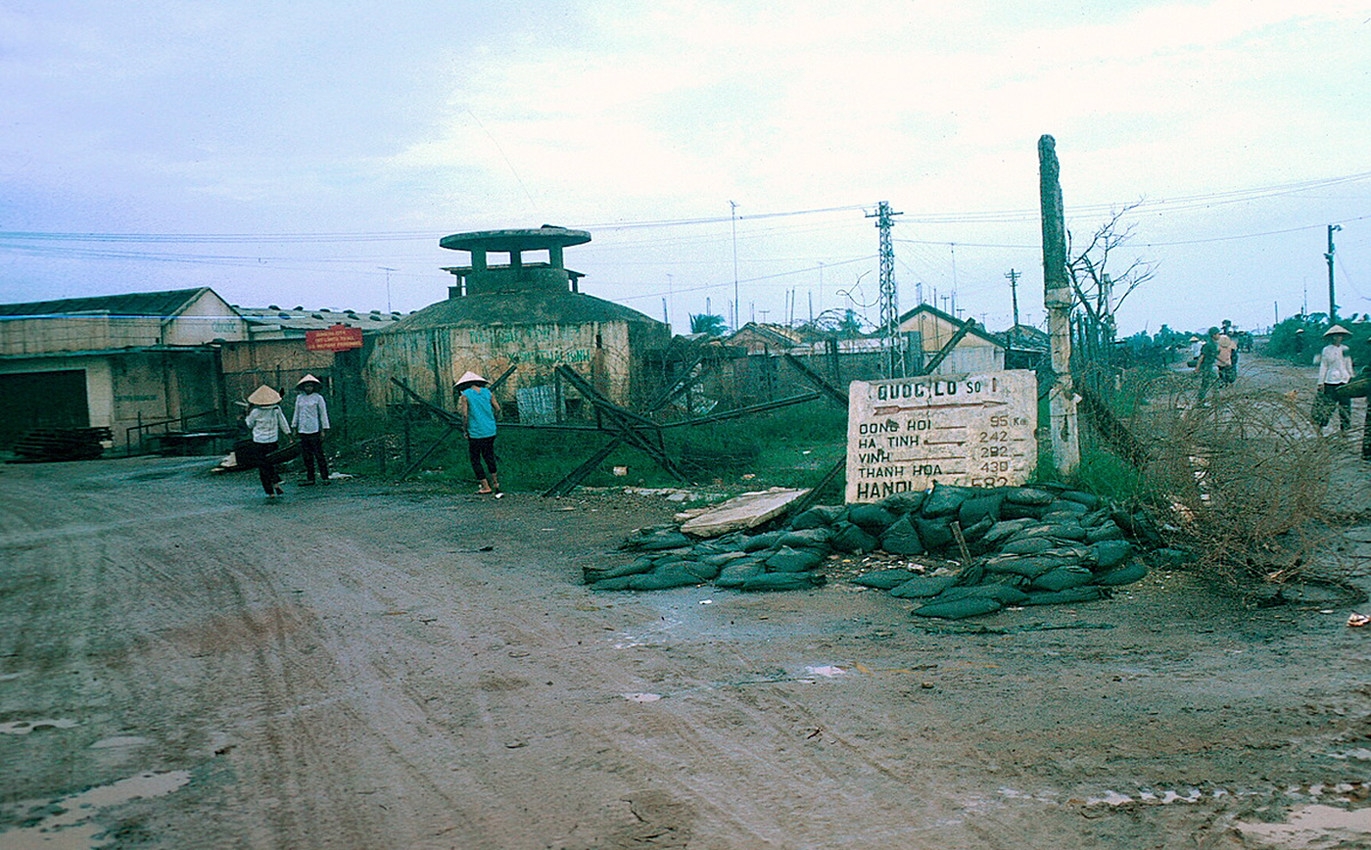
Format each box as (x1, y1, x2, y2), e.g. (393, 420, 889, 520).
(3, 421, 1371, 848)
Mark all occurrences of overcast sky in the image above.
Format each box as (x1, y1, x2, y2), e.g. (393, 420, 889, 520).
(2, 1, 1368, 336)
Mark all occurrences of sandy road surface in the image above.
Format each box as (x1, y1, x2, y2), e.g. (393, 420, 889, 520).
(3, 428, 1371, 848)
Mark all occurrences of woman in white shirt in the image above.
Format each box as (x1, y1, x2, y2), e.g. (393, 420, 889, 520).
(245, 385, 291, 497)
(1316, 325, 1354, 432)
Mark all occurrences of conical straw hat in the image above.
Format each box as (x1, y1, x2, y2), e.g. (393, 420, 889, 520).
(455, 370, 488, 389)
(247, 385, 282, 406)
(296, 374, 322, 387)
(1325, 324, 1351, 337)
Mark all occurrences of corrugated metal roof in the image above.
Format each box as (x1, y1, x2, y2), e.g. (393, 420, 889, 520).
(236, 305, 402, 331)
(0, 287, 214, 319)
(386, 291, 664, 332)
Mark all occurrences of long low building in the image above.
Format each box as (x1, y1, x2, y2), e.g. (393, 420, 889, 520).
(0, 288, 248, 451)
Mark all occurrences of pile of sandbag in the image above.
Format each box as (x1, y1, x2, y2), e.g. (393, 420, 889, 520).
(585, 482, 1164, 619)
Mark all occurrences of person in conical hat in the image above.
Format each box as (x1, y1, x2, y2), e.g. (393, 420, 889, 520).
(245, 384, 290, 498)
(1315, 325, 1355, 433)
(292, 375, 332, 486)
(454, 370, 502, 495)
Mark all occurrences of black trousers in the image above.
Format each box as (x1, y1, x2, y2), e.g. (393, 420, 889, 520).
(299, 432, 329, 481)
(468, 435, 497, 480)
(250, 441, 280, 494)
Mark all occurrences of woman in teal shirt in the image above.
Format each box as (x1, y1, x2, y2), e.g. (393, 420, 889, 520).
(456, 371, 502, 494)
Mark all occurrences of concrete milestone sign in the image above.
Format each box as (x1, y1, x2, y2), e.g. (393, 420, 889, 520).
(846, 370, 1038, 503)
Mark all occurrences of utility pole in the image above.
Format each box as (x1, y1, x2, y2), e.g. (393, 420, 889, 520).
(867, 200, 904, 378)
(375, 265, 397, 312)
(1328, 224, 1342, 322)
(730, 201, 739, 331)
(1038, 135, 1079, 476)
(1006, 268, 1021, 360)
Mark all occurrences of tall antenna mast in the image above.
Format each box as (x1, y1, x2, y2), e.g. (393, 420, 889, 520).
(867, 200, 903, 378)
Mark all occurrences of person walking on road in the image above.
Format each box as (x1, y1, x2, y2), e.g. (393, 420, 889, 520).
(291, 374, 331, 486)
(456, 371, 502, 495)
(245, 385, 291, 498)
(1196, 327, 1220, 405)
(1315, 324, 1354, 434)
(1218, 321, 1239, 385)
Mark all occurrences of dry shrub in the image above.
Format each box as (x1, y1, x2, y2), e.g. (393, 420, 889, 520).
(1122, 371, 1336, 588)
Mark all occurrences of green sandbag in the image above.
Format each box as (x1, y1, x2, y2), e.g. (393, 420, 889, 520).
(912, 516, 954, 551)
(635, 531, 693, 551)
(740, 571, 826, 592)
(920, 482, 976, 517)
(765, 546, 826, 573)
(1022, 585, 1105, 606)
(960, 515, 995, 542)
(830, 521, 878, 553)
(1046, 498, 1089, 515)
(1095, 561, 1148, 586)
(851, 568, 921, 590)
(1058, 489, 1102, 510)
(878, 491, 925, 516)
(683, 560, 722, 581)
(1032, 564, 1095, 592)
(791, 505, 842, 529)
(912, 596, 1003, 619)
(880, 516, 924, 555)
(931, 583, 1030, 605)
(586, 556, 659, 583)
(847, 503, 897, 532)
(1041, 522, 1088, 541)
(701, 551, 753, 567)
(1000, 501, 1047, 520)
(742, 531, 784, 552)
(958, 494, 1004, 527)
(1086, 521, 1125, 543)
(629, 565, 705, 590)
(714, 561, 765, 588)
(984, 554, 1064, 578)
(779, 528, 832, 549)
(980, 518, 1036, 547)
(888, 574, 957, 599)
(1000, 536, 1055, 555)
(1004, 487, 1054, 506)
(1090, 540, 1134, 571)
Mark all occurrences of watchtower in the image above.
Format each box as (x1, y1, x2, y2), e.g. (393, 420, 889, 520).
(439, 225, 591, 298)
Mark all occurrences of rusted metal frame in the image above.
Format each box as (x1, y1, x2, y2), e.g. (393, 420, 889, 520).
(542, 434, 628, 497)
(656, 392, 821, 429)
(391, 377, 462, 426)
(648, 355, 706, 411)
(553, 365, 660, 430)
(916, 320, 976, 376)
(1075, 383, 1150, 468)
(782, 353, 849, 406)
(788, 454, 846, 515)
(551, 364, 688, 486)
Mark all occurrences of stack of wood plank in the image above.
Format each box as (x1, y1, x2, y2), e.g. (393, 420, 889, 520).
(9, 427, 112, 462)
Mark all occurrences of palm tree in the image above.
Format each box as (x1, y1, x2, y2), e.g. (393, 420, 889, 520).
(689, 313, 728, 336)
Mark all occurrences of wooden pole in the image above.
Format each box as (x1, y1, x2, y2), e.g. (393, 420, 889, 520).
(1038, 135, 1080, 476)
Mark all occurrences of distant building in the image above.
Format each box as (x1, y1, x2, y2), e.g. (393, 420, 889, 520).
(726, 322, 809, 355)
(365, 226, 670, 420)
(219, 304, 402, 421)
(896, 303, 1006, 375)
(998, 323, 1051, 370)
(0, 288, 247, 451)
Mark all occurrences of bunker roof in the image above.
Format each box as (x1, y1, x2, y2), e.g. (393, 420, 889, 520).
(438, 226, 591, 254)
(386, 290, 663, 332)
